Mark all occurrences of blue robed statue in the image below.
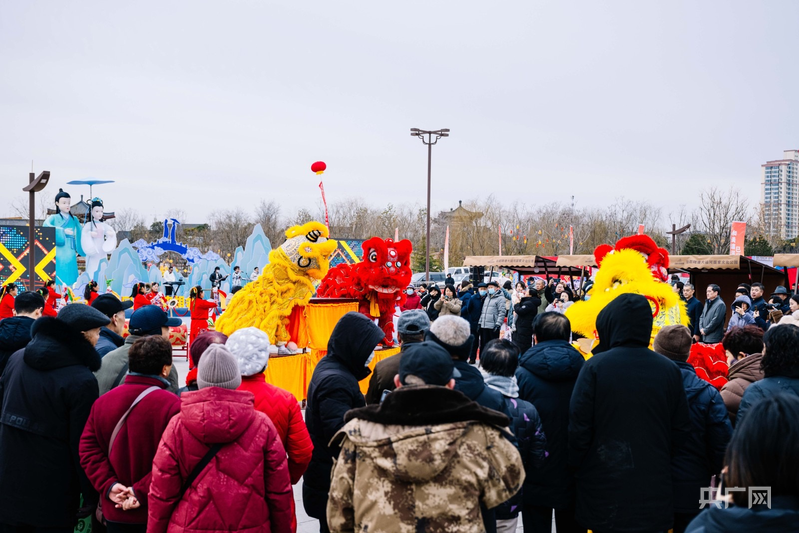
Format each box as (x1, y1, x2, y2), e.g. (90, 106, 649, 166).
(42, 189, 84, 287)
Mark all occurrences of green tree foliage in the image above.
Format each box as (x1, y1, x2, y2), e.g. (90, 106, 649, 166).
(744, 235, 774, 256)
(681, 233, 713, 255)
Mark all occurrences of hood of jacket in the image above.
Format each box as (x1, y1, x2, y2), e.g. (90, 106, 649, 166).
(179, 387, 257, 444)
(338, 386, 509, 483)
(594, 293, 653, 355)
(23, 317, 101, 372)
(327, 311, 385, 381)
(452, 360, 491, 400)
(520, 339, 584, 382)
(731, 295, 753, 313)
(728, 353, 764, 382)
(689, 496, 799, 532)
(0, 316, 34, 353)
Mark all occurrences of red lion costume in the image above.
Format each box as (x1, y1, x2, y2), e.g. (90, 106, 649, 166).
(594, 234, 671, 282)
(317, 237, 413, 345)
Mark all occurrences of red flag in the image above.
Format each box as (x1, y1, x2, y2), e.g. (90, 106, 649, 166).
(319, 181, 329, 230)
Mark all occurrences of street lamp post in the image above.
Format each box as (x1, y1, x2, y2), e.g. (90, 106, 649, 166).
(22, 170, 50, 291)
(410, 128, 449, 283)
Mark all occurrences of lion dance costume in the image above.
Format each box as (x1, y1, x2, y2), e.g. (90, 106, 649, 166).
(317, 237, 413, 345)
(215, 221, 337, 350)
(566, 234, 688, 357)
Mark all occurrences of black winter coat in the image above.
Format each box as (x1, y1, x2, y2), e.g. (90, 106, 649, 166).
(0, 316, 34, 377)
(736, 373, 799, 426)
(302, 312, 385, 521)
(686, 496, 799, 532)
(0, 317, 101, 528)
(569, 294, 691, 532)
(95, 326, 124, 358)
(421, 292, 441, 321)
(495, 393, 547, 520)
(511, 296, 540, 354)
(671, 361, 732, 513)
(685, 296, 703, 336)
(453, 360, 507, 415)
(461, 290, 483, 330)
(516, 339, 584, 509)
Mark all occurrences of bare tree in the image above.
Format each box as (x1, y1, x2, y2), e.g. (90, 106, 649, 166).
(209, 209, 254, 261)
(694, 187, 750, 254)
(7, 195, 49, 220)
(254, 200, 285, 247)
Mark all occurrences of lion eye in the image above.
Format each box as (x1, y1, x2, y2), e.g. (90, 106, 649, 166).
(368, 250, 377, 262)
(396, 262, 401, 268)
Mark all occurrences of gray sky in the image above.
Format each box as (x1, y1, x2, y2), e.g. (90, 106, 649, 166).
(2, 1, 798, 224)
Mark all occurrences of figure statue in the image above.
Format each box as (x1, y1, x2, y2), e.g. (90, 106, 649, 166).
(42, 189, 84, 288)
(80, 197, 117, 281)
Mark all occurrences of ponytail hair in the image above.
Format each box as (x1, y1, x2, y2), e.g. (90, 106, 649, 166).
(130, 282, 145, 298)
(83, 280, 97, 301)
(45, 280, 55, 288)
(189, 285, 202, 311)
(0, 284, 11, 299)
(37, 288, 49, 300)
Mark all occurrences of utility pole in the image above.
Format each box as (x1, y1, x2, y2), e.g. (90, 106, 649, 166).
(22, 170, 51, 291)
(410, 128, 450, 283)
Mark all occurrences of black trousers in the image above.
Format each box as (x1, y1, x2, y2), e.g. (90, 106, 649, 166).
(522, 504, 584, 533)
(475, 327, 499, 362)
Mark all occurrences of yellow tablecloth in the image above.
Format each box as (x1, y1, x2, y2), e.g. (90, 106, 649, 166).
(266, 347, 401, 402)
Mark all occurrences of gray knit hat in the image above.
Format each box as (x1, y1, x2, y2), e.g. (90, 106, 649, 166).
(57, 304, 111, 331)
(226, 327, 270, 377)
(197, 344, 242, 390)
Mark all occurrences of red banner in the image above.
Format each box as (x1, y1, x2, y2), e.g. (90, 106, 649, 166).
(569, 225, 574, 255)
(319, 181, 329, 230)
(730, 221, 746, 255)
(638, 224, 645, 235)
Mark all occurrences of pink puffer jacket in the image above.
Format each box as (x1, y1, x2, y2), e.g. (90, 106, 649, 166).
(147, 387, 292, 533)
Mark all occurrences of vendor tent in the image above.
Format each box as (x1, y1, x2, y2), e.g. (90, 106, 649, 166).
(462, 255, 586, 278)
(557, 254, 787, 324)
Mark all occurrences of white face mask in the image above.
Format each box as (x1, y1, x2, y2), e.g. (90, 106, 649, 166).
(365, 351, 375, 367)
(406, 289, 414, 295)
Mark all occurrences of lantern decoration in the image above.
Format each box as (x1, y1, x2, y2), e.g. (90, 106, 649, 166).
(311, 161, 327, 175)
(313, 161, 330, 230)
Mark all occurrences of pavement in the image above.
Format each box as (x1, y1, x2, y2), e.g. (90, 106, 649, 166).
(171, 356, 541, 532)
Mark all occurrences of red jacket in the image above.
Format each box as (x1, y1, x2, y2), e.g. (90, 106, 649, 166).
(133, 294, 150, 310)
(79, 375, 180, 524)
(148, 387, 292, 533)
(87, 291, 99, 305)
(189, 298, 216, 320)
(0, 294, 14, 320)
(401, 292, 422, 311)
(238, 373, 313, 484)
(42, 303, 57, 317)
(47, 287, 62, 313)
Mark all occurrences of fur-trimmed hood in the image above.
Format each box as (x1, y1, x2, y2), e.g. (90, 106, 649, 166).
(24, 317, 101, 372)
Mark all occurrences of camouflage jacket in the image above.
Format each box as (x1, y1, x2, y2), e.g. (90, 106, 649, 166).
(327, 385, 525, 533)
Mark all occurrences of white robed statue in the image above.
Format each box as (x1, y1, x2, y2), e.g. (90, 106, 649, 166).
(81, 197, 117, 280)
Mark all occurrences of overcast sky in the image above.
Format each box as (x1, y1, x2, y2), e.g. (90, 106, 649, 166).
(2, 1, 798, 225)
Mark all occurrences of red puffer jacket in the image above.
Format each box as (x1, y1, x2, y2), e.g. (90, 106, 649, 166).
(238, 373, 313, 484)
(147, 387, 293, 533)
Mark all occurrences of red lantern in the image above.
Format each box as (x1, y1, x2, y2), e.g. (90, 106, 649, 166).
(311, 161, 327, 175)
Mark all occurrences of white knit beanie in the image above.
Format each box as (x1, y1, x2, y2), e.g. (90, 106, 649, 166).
(197, 344, 242, 390)
(226, 327, 271, 377)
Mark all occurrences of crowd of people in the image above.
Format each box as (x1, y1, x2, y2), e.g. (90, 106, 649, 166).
(0, 272, 796, 532)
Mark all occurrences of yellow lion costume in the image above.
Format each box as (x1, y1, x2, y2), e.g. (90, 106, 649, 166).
(565, 235, 688, 358)
(215, 221, 337, 349)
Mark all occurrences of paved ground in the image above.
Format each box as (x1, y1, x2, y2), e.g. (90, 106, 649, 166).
(171, 357, 540, 532)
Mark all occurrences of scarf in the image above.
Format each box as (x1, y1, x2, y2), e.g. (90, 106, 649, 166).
(479, 367, 519, 398)
(185, 366, 198, 386)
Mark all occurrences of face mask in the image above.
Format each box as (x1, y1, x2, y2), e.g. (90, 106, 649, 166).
(488, 288, 496, 295)
(479, 290, 487, 296)
(406, 289, 414, 295)
(365, 351, 375, 367)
